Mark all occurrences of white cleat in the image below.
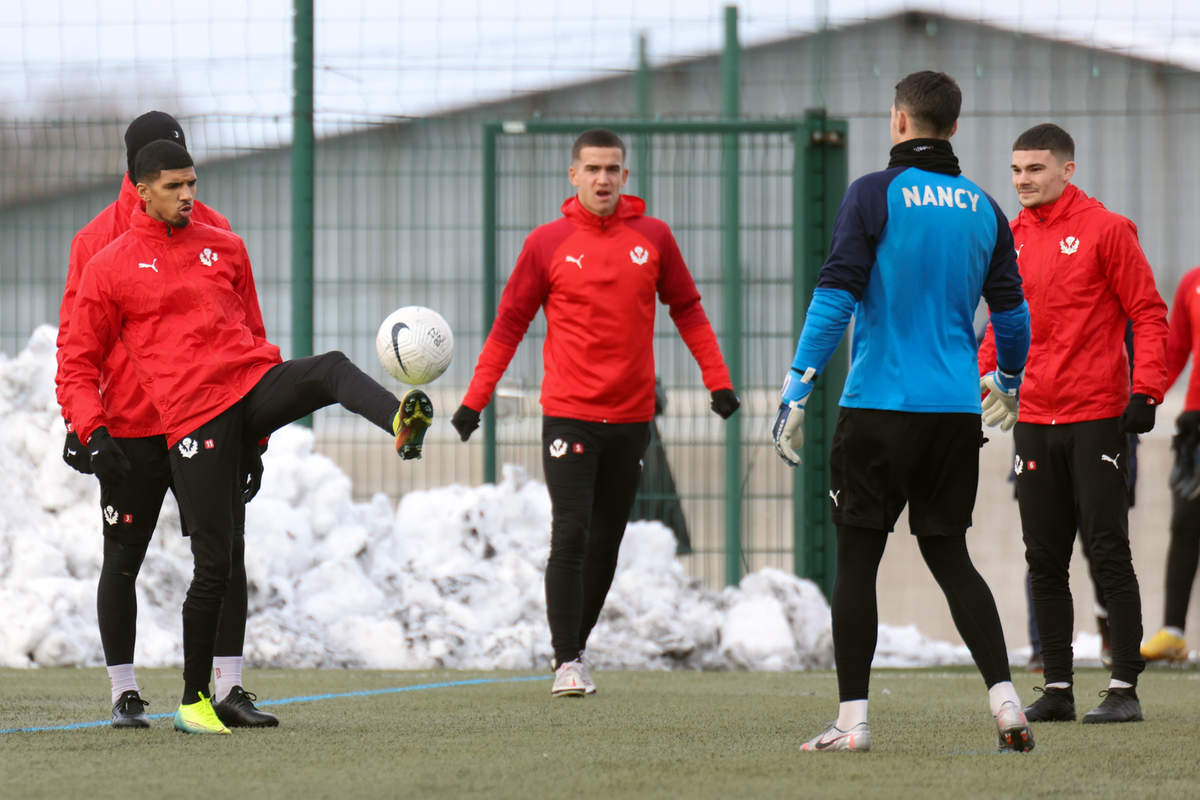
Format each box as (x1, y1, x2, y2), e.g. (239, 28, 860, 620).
(576, 654, 597, 695)
(995, 700, 1035, 752)
(551, 659, 588, 698)
(800, 722, 871, 752)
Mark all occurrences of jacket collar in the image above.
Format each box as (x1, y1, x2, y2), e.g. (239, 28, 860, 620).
(130, 204, 194, 241)
(561, 194, 645, 228)
(1018, 182, 1100, 226)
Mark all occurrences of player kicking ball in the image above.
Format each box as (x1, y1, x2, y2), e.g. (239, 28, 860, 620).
(59, 140, 432, 733)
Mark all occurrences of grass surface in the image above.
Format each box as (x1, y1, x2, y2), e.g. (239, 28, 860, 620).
(4, 665, 1200, 799)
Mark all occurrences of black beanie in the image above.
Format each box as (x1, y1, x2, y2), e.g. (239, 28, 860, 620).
(124, 111, 186, 181)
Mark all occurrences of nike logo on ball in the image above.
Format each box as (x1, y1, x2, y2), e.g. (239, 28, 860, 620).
(391, 322, 409, 376)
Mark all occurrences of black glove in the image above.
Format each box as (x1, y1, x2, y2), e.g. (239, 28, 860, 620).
(87, 427, 131, 484)
(710, 388, 740, 419)
(451, 404, 481, 441)
(1119, 393, 1157, 434)
(241, 441, 266, 503)
(62, 430, 93, 474)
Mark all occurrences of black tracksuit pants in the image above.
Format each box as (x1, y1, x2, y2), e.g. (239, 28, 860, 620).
(1163, 413, 1200, 630)
(171, 352, 399, 698)
(1014, 418, 1145, 686)
(541, 416, 650, 667)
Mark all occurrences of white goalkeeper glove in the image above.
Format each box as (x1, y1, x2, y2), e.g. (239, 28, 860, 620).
(980, 367, 1022, 432)
(772, 367, 816, 466)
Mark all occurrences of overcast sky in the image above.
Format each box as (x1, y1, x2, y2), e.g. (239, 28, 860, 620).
(3, 0, 1198, 124)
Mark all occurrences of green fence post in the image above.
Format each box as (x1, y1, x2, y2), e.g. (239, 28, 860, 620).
(291, 0, 314, 423)
(635, 33, 653, 207)
(482, 123, 499, 485)
(720, 6, 743, 587)
(793, 110, 848, 598)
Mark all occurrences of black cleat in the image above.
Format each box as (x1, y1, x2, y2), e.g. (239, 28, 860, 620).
(111, 690, 150, 729)
(1081, 687, 1144, 724)
(394, 389, 434, 460)
(1023, 685, 1076, 722)
(213, 686, 279, 728)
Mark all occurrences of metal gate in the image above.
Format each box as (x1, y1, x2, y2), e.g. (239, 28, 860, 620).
(480, 116, 847, 594)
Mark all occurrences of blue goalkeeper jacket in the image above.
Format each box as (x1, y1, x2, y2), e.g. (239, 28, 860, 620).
(793, 163, 1028, 413)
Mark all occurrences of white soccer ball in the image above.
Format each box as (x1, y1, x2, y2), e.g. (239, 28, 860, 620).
(375, 305, 454, 385)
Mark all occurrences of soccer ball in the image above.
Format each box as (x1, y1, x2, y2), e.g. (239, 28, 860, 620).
(375, 305, 454, 385)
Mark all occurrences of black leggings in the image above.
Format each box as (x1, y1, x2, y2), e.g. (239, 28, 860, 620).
(96, 435, 247, 665)
(541, 417, 650, 666)
(832, 526, 1012, 701)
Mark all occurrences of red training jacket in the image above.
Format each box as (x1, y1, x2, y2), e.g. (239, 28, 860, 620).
(462, 195, 732, 423)
(55, 176, 232, 438)
(979, 183, 1168, 424)
(58, 208, 281, 447)
(1165, 265, 1200, 411)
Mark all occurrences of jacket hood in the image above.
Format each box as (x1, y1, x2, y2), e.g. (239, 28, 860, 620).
(561, 194, 646, 227)
(117, 174, 143, 219)
(1017, 183, 1104, 227)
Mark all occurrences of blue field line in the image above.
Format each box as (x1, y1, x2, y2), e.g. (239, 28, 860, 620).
(0, 674, 545, 735)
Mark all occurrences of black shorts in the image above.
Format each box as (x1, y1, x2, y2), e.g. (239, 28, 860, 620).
(100, 435, 179, 546)
(829, 408, 982, 536)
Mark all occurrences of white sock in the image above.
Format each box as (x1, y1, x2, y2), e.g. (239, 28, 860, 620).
(212, 656, 243, 703)
(1045, 681, 1071, 690)
(1110, 678, 1133, 690)
(107, 663, 138, 705)
(1165, 626, 1185, 638)
(835, 699, 868, 730)
(987, 680, 1021, 716)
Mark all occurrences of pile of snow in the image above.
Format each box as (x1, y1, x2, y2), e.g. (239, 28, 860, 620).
(0, 326, 973, 671)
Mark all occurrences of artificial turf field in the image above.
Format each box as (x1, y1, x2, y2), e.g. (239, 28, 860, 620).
(4, 666, 1199, 799)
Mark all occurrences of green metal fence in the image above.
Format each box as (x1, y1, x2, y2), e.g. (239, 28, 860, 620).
(480, 117, 848, 592)
(0, 3, 852, 596)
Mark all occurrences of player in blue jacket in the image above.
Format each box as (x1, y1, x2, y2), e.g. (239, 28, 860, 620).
(771, 71, 1033, 753)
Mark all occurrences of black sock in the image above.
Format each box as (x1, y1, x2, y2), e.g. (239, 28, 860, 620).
(182, 686, 208, 705)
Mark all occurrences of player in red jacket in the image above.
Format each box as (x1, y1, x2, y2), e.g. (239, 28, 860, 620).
(54, 111, 279, 730)
(980, 123, 1168, 723)
(1141, 265, 1200, 662)
(450, 129, 738, 697)
(59, 140, 432, 734)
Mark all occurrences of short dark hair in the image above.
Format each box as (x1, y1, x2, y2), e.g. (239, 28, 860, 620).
(893, 71, 961, 137)
(1012, 123, 1075, 162)
(133, 140, 194, 185)
(571, 128, 626, 161)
